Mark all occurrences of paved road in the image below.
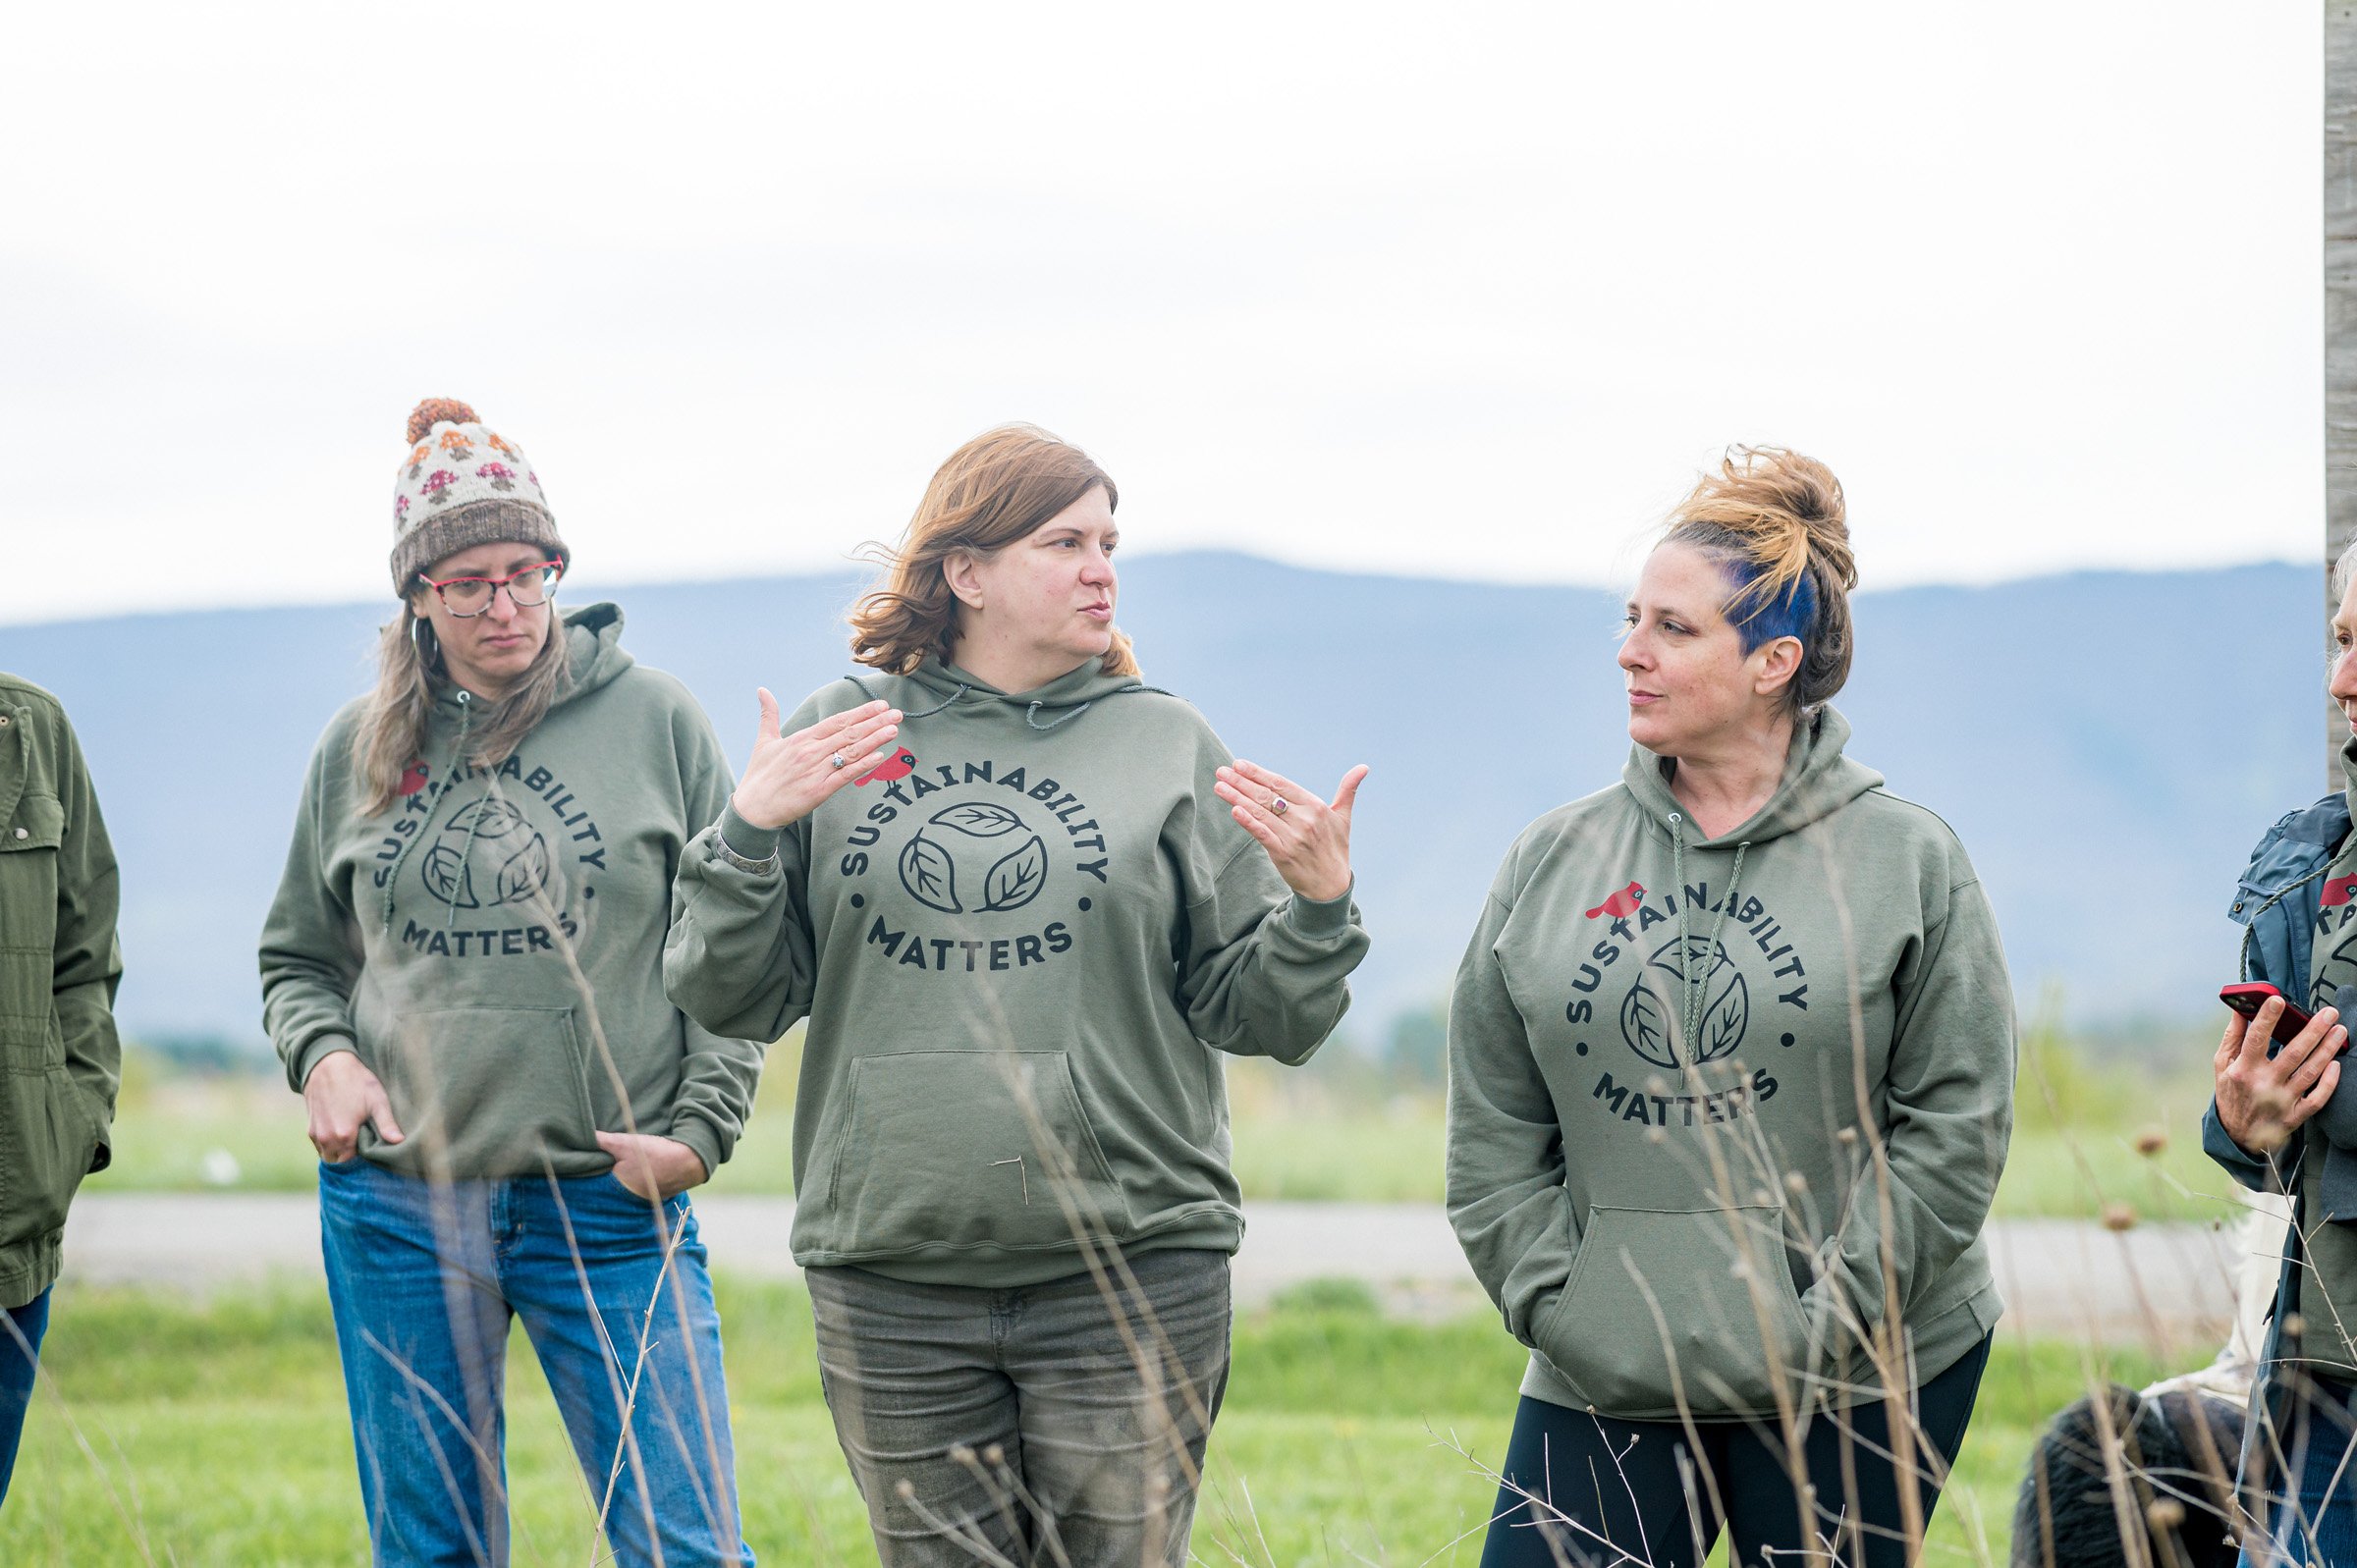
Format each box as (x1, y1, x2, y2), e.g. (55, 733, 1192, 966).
(60, 1195, 2255, 1348)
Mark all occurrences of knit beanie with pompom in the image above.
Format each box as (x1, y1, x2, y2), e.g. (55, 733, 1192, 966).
(388, 398, 569, 595)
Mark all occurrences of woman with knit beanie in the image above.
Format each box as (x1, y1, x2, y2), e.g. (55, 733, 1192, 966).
(1446, 448, 2015, 1568)
(664, 423, 1372, 1567)
(259, 399, 758, 1566)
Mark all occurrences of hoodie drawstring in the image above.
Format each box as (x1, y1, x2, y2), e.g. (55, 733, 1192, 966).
(849, 672, 1178, 730)
(902, 682, 966, 720)
(378, 691, 475, 932)
(2239, 865, 2331, 983)
(1025, 699, 1088, 731)
(1024, 681, 1181, 731)
(1668, 811, 1751, 1056)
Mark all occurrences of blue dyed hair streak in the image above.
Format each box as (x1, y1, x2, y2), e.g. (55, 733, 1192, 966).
(1724, 554, 1818, 653)
(1661, 446, 1858, 712)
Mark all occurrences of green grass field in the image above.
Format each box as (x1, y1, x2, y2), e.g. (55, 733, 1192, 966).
(0, 1277, 2186, 1566)
(93, 1030, 2240, 1225)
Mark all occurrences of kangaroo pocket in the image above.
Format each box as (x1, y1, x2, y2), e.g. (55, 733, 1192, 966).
(1538, 1202, 1810, 1419)
(0, 1067, 97, 1248)
(821, 1051, 1132, 1258)
(372, 1005, 596, 1174)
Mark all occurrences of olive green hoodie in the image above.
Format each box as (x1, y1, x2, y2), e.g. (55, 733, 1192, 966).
(259, 605, 760, 1181)
(0, 675, 121, 1310)
(664, 657, 1369, 1288)
(1447, 708, 2013, 1421)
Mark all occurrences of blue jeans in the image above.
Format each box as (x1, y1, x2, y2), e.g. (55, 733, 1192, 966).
(0, 1287, 50, 1509)
(318, 1159, 751, 1567)
(2248, 1372, 2357, 1566)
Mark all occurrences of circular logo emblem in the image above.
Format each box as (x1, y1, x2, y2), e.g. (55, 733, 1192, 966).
(1619, 934, 1749, 1068)
(897, 801, 1049, 915)
(420, 794, 554, 911)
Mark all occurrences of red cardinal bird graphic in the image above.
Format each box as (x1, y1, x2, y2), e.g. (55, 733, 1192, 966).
(2327, 875, 2357, 908)
(398, 761, 430, 796)
(854, 747, 918, 786)
(1584, 881, 1645, 920)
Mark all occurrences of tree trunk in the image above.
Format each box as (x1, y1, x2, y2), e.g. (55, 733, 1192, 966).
(2330, 3, 2357, 778)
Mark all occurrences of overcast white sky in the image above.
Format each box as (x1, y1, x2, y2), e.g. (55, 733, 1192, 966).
(0, 2, 2323, 622)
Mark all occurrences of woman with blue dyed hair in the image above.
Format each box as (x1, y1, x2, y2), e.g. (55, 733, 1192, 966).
(1445, 448, 2016, 1567)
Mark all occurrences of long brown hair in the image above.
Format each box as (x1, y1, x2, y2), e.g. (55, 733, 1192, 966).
(353, 586, 572, 817)
(1662, 445, 1859, 713)
(848, 424, 1136, 678)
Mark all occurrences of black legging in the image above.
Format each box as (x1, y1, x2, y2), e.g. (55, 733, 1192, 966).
(1480, 1332, 1993, 1568)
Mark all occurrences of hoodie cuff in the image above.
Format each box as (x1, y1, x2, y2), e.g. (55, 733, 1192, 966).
(293, 1034, 359, 1094)
(666, 1116, 724, 1182)
(1288, 882, 1357, 940)
(716, 802, 784, 866)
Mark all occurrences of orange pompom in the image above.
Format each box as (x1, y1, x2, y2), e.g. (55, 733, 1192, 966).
(406, 398, 479, 446)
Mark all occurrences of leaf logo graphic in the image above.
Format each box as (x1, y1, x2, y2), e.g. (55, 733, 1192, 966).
(1698, 967, 1747, 1062)
(980, 836, 1048, 913)
(1617, 934, 1749, 1069)
(894, 796, 1055, 917)
(421, 842, 478, 909)
(930, 802, 1024, 838)
(494, 836, 553, 908)
(899, 835, 960, 913)
(450, 798, 528, 838)
(1619, 977, 1675, 1068)
(421, 790, 553, 911)
(1645, 934, 1719, 984)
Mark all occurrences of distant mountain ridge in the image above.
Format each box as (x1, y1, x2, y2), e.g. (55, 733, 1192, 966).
(0, 552, 2321, 1051)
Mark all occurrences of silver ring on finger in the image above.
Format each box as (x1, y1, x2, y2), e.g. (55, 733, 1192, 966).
(830, 752, 850, 770)
(1269, 795, 1289, 816)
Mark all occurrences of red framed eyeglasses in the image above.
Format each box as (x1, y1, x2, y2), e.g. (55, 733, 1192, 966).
(416, 561, 564, 617)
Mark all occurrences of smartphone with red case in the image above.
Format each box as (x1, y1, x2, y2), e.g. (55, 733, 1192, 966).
(2221, 982, 2318, 1045)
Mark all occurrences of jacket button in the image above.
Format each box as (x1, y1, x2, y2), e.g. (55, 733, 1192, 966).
(2234, 901, 2246, 913)
(10, 829, 24, 839)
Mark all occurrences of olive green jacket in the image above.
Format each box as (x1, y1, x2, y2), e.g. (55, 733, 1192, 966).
(0, 675, 122, 1310)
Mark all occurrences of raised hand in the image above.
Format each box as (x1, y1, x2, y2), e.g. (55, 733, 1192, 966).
(731, 691, 904, 832)
(1213, 759, 1368, 903)
(2215, 996, 2346, 1154)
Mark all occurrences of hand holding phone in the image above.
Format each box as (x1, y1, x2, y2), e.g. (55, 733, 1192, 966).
(2221, 983, 2319, 1046)
(2216, 983, 2347, 1153)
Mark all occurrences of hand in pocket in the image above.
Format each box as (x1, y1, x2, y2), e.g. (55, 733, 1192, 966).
(597, 1132, 708, 1201)
(304, 1052, 404, 1163)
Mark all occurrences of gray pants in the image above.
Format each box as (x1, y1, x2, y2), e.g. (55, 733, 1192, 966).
(805, 1249, 1232, 1568)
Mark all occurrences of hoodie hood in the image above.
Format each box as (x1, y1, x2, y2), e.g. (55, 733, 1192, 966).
(868, 655, 1156, 731)
(1619, 706, 1884, 848)
(431, 602, 634, 715)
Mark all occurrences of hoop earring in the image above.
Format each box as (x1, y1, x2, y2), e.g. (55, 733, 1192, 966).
(411, 614, 442, 671)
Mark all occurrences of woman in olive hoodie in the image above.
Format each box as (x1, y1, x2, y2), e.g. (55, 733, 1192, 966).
(259, 400, 756, 1567)
(1447, 448, 2014, 1568)
(666, 423, 1371, 1567)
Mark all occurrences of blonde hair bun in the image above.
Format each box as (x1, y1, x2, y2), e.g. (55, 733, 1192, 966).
(1663, 446, 1858, 712)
